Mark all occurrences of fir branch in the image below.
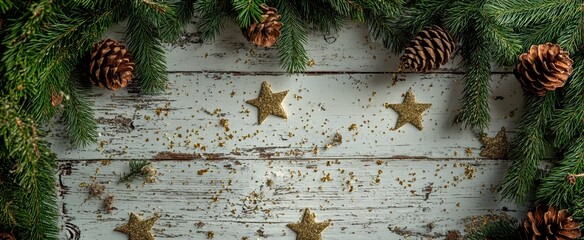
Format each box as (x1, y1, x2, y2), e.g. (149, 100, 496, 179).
(0, 99, 58, 240)
(401, 0, 454, 34)
(275, 0, 308, 73)
(232, 0, 264, 28)
(126, 1, 170, 94)
(160, 0, 196, 42)
(551, 58, 584, 148)
(118, 160, 152, 183)
(485, 0, 581, 28)
(466, 219, 519, 240)
(325, 0, 364, 21)
(501, 93, 557, 204)
(479, 19, 522, 66)
(536, 134, 584, 209)
(194, 0, 230, 41)
(295, 0, 344, 33)
(62, 70, 98, 147)
(557, 17, 584, 54)
(365, 10, 409, 54)
(457, 27, 492, 132)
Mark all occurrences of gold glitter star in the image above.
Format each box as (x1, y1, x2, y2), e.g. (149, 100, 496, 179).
(115, 213, 159, 240)
(246, 81, 288, 124)
(480, 127, 511, 160)
(287, 208, 330, 240)
(386, 89, 432, 130)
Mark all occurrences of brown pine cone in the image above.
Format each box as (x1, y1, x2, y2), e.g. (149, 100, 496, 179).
(88, 39, 135, 91)
(514, 43, 573, 96)
(244, 5, 283, 48)
(521, 205, 581, 240)
(400, 25, 455, 72)
(0, 232, 15, 240)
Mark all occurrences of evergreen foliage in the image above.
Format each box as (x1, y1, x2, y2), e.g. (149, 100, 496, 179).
(466, 220, 519, 240)
(0, 99, 59, 240)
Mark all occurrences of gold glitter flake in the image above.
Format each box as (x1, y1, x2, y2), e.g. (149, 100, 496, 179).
(287, 208, 330, 240)
(386, 89, 432, 130)
(246, 81, 288, 124)
(115, 212, 159, 240)
(479, 127, 511, 160)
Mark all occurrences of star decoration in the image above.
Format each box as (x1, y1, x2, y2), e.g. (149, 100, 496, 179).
(480, 127, 511, 160)
(246, 81, 288, 124)
(287, 208, 330, 240)
(386, 89, 432, 130)
(115, 212, 159, 240)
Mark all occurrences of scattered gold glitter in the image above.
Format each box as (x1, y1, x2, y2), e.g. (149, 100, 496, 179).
(287, 209, 330, 240)
(246, 81, 288, 124)
(219, 118, 230, 131)
(348, 124, 357, 131)
(115, 212, 159, 240)
(324, 132, 342, 149)
(386, 89, 431, 130)
(307, 59, 316, 67)
(479, 127, 511, 160)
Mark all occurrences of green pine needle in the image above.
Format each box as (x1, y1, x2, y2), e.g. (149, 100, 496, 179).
(275, 0, 308, 73)
(501, 93, 557, 204)
(126, 1, 170, 94)
(467, 219, 519, 240)
(233, 0, 265, 28)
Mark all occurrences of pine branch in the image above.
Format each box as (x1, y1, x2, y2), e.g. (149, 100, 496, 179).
(466, 219, 519, 240)
(275, 0, 308, 73)
(551, 58, 584, 148)
(294, 0, 344, 33)
(325, 0, 365, 21)
(457, 27, 492, 132)
(160, 0, 196, 42)
(118, 160, 152, 183)
(557, 17, 584, 54)
(194, 0, 230, 41)
(536, 134, 584, 209)
(485, 0, 580, 28)
(365, 10, 409, 54)
(0, 99, 58, 240)
(62, 70, 98, 147)
(233, 0, 264, 28)
(401, 0, 454, 34)
(479, 18, 522, 66)
(126, 1, 170, 94)
(501, 93, 557, 204)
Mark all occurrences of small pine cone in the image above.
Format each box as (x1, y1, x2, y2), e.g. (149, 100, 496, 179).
(522, 205, 581, 240)
(514, 43, 573, 96)
(0, 232, 15, 240)
(400, 26, 455, 72)
(89, 39, 135, 91)
(244, 5, 283, 48)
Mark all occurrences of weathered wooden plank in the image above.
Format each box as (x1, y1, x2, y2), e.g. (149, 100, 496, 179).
(59, 159, 523, 240)
(47, 73, 522, 160)
(103, 21, 507, 73)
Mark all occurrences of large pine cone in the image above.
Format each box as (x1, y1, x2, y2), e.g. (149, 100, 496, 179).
(400, 26, 455, 72)
(243, 5, 283, 48)
(89, 39, 135, 91)
(514, 43, 573, 96)
(521, 205, 581, 240)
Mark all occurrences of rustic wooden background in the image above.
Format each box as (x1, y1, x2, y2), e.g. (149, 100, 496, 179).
(48, 22, 526, 239)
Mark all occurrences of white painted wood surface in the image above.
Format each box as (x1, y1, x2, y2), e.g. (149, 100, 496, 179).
(53, 22, 526, 239)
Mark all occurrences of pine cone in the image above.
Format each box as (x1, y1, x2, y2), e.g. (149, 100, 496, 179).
(514, 43, 573, 96)
(400, 26, 455, 72)
(521, 205, 581, 240)
(244, 5, 283, 48)
(0, 233, 15, 240)
(89, 39, 135, 91)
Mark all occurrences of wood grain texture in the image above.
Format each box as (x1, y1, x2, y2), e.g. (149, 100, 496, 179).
(59, 159, 523, 240)
(54, 22, 527, 239)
